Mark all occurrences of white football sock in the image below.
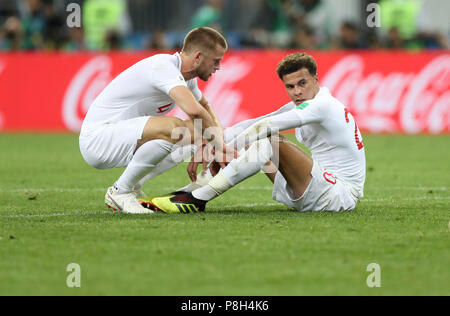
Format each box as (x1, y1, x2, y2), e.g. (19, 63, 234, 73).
(192, 138, 273, 201)
(134, 144, 196, 190)
(115, 139, 173, 194)
(176, 170, 213, 193)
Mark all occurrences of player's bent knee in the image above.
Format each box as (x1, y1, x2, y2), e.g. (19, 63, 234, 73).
(165, 118, 186, 143)
(143, 117, 191, 145)
(246, 138, 273, 167)
(139, 117, 197, 147)
(169, 119, 195, 144)
(258, 138, 274, 163)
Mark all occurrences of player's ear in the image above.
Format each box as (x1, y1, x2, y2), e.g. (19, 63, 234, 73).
(193, 50, 203, 67)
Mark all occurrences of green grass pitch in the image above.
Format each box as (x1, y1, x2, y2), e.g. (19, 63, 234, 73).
(0, 133, 449, 296)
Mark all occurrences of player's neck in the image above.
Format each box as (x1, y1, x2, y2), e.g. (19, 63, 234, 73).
(313, 85, 320, 97)
(179, 52, 197, 81)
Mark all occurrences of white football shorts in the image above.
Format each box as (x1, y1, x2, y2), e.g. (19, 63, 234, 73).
(272, 159, 359, 212)
(79, 116, 150, 169)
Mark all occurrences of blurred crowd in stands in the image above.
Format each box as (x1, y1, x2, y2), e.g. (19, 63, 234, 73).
(0, 0, 448, 51)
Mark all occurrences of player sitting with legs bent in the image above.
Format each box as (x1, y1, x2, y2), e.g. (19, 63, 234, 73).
(147, 52, 366, 213)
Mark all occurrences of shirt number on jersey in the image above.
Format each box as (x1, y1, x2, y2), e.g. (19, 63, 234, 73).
(345, 108, 364, 150)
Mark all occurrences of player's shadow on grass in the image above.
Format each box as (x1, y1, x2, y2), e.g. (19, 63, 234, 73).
(209, 209, 291, 216)
(208, 207, 360, 216)
(99, 206, 360, 217)
(208, 207, 308, 215)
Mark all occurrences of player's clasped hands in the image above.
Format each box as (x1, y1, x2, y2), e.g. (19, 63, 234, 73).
(187, 140, 238, 182)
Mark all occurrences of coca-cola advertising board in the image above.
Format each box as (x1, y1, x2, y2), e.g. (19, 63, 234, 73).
(0, 51, 449, 134)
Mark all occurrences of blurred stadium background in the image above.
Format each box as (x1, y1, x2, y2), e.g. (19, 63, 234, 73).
(1, 0, 449, 51)
(0, 0, 448, 134)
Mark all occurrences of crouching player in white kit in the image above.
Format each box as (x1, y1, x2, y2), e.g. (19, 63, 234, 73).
(147, 52, 366, 213)
(79, 27, 229, 214)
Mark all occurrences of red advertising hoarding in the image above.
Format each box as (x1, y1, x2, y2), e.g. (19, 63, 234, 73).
(0, 51, 449, 134)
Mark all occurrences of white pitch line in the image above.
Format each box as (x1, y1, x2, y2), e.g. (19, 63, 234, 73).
(1, 211, 112, 218)
(0, 186, 448, 194)
(360, 196, 450, 202)
(1, 204, 282, 218)
(0, 186, 273, 193)
(2, 196, 449, 219)
(368, 186, 449, 191)
(0, 188, 107, 193)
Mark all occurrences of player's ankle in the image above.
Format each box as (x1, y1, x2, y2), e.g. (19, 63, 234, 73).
(114, 183, 133, 195)
(188, 191, 208, 204)
(187, 193, 207, 213)
(192, 184, 217, 201)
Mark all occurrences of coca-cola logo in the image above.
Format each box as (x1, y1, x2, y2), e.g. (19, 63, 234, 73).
(62, 56, 112, 132)
(400, 55, 450, 134)
(322, 54, 450, 134)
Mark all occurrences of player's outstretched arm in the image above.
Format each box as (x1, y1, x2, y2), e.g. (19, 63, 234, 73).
(229, 109, 301, 151)
(229, 102, 323, 151)
(223, 102, 296, 144)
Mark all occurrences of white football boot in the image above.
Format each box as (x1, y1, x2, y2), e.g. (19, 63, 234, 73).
(105, 186, 154, 214)
(132, 188, 148, 199)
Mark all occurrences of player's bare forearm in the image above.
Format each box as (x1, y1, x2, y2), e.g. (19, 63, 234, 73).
(169, 86, 221, 139)
(205, 103, 222, 130)
(195, 96, 224, 151)
(199, 96, 224, 141)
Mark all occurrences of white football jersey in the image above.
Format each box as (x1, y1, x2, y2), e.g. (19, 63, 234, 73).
(81, 52, 202, 133)
(293, 87, 366, 198)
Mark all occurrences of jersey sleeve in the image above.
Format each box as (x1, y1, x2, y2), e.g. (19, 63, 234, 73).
(224, 102, 296, 144)
(150, 62, 188, 95)
(293, 98, 327, 125)
(187, 78, 203, 101)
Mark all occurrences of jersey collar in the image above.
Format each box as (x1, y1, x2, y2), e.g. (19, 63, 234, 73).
(316, 87, 330, 98)
(174, 52, 182, 71)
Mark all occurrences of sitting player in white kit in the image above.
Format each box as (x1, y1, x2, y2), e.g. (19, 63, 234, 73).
(79, 27, 229, 214)
(146, 52, 367, 213)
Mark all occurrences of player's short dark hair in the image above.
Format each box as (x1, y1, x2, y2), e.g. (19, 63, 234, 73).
(182, 27, 228, 55)
(276, 52, 317, 79)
